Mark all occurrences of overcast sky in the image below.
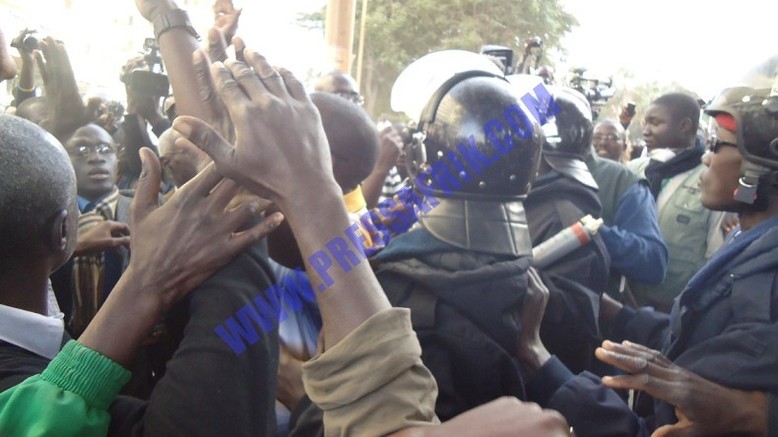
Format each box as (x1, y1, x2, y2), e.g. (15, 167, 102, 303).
(558, 0, 778, 99)
(3, 0, 776, 101)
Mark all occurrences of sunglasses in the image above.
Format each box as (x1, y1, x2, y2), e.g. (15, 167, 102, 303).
(69, 143, 117, 157)
(707, 137, 738, 154)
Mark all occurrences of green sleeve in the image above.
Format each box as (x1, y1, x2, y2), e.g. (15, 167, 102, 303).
(0, 340, 130, 436)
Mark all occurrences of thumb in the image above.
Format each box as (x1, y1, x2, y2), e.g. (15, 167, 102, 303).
(173, 116, 237, 179)
(132, 147, 161, 225)
(652, 424, 693, 437)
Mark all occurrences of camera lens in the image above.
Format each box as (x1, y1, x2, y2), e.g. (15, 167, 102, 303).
(22, 36, 39, 52)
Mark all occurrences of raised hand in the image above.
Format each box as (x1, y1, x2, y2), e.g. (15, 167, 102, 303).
(78, 147, 282, 366)
(207, 0, 242, 62)
(126, 147, 283, 308)
(213, 0, 242, 43)
(36, 37, 90, 140)
(173, 50, 338, 210)
(596, 340, 768, 437)
(515, 267, 552, 374)
(173, 49, 390, 350)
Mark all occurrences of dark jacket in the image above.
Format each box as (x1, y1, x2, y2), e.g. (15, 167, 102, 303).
(375, 235, 530, 421)
(0, 241, 279, 436)
(526, 171, 610, 374)
(373, 170, 609, 419)
(529, 215, 778, 437)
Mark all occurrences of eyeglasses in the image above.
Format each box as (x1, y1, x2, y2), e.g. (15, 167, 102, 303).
(69, 143, 116, 157)
(592, 134, 622, 142)
(707, 137, 738, 154)
(333, 91, 365, 106)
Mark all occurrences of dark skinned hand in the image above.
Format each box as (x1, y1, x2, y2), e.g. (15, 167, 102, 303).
(596, 340, 767, 437)
(36, 37, 90, 141)
(73, 220, 131, 257)
(515, 267, 552, 375)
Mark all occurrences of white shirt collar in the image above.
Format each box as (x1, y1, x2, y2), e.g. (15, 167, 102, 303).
(0, 303, 64, 360)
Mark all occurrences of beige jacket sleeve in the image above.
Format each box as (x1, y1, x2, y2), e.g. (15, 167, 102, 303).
(302, 308, 440, 436)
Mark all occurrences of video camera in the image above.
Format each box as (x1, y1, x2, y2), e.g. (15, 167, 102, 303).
(10, 29, 39, 52)
(480, 44, 514, 75)
(121, 38, 169, 97)
(565, 67, 615, 118)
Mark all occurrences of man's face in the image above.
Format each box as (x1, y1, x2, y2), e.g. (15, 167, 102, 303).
(700, 127, 742, 211)
(65, 125, 118, 201)
(593, 123, 626, 161)
(642, 104, 686, 150)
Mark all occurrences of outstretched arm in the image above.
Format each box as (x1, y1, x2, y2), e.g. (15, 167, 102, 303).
(0, 148, 282, 436)
(598, 340, 768, 437)
(173, 53, 391, 349)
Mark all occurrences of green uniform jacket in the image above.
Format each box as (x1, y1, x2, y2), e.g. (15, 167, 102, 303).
(0, 341, 129, 436)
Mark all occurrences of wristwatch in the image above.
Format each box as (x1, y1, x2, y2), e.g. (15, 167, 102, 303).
(153, 9, 200, 41)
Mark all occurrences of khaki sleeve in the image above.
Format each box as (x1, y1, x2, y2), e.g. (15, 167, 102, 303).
(302, 308, 439, 436)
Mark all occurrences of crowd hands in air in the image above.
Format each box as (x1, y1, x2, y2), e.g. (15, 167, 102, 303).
(0, 0, 775, 435)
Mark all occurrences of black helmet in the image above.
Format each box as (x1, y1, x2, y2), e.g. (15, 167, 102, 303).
(507, 77, 596, 189)
(391, 51, 544, 201)
(705, 55, 778, 170)
(705, 54, 778, 204)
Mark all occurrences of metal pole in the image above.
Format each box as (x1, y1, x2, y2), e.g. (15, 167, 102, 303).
(355, 0, 369, 89)
(325, 0, 357, 73)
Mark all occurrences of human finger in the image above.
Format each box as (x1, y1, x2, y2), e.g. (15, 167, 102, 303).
(244, 49, 287, 96)
(181, 162, 226, 199)
(225, 59, 267, 101)
(106, 221, 131, 236)
(109, 236, 132, 248)
(227, 211, 284, 250)
(205, 178, 242, 213)
(622, 341, 673, 365)
(207, 28, 229, 62)
(193, 50, 221, 110)
(595, 346, 653, 374)
(278, 67, 308, 102)
(651, 423, 696, 437)
(602, 340, 671, 367)
(220, 196, 268, 230)
(210, 61, 251, 121)
(601, 371, 678, 398)
(232, 36, 246, 63)
(131, 148, 162, 224)
(173, 116, 240, 182)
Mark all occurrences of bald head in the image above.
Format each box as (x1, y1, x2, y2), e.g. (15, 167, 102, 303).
(158, 128, 211, 187)
(314, 71, 362, 105)
(0, 115, 77, 270)
(311, 92, 379, 192)
(15, 96, 50, 126)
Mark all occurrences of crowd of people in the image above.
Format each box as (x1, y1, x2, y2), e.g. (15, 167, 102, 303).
(0, 1, 776, 435)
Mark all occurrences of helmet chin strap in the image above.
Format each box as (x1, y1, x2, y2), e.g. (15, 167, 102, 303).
(735, 161, 772, 204)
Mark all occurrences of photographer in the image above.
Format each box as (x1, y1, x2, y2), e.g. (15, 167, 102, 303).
(115, 48, 172, 190)
(10, 28, 39, 107)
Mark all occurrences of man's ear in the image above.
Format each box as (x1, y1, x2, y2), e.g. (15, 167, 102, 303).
(679, 117, 693, 136)
(46, 209, 71, 255)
